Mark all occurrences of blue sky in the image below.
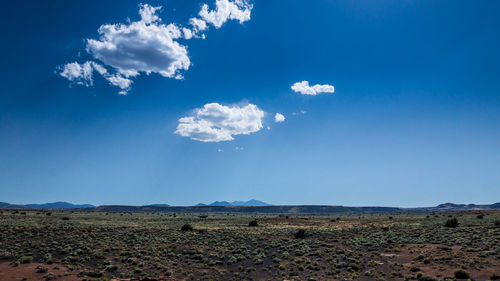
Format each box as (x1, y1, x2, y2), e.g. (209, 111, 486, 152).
(1, 0, 499, 207)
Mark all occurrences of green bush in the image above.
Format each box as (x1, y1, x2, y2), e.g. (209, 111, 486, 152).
(444, 218, 458, 228)
(20, 256, 33, 264)
(181, 224, 193, 231)
(35, 265, 48, 273)
(295, 229, 306, 239)
(454, 269, 469, 279)
(248, 220, 258, 227)
(85, 271, 103, 278)
(105, 264, 118, 272)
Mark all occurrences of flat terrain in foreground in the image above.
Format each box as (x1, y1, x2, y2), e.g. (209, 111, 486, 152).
(0, 210, 499, 281)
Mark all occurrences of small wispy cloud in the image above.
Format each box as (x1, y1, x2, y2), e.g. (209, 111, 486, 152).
(274, 113, 285, 123)
(291, 80, 335, 95)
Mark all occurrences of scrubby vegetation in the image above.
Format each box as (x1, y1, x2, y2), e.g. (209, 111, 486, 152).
(0, 210, 498, 280)
(180, 223, 193, 231)
(294, 228, 306, 239)
(444, 217, 459, 228)
(454, 269, 470, 279)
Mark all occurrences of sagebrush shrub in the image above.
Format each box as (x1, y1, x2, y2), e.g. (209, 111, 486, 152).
(181, 224, 193, 231)
(444, 218, 458, 228)
(295, 229, 306, 239)
(454, 269, 469, 279)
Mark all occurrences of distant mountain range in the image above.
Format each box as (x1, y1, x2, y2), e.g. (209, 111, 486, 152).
(416, 202, 500, 211)
(0, 199, 269, 209)
(197, 199, 270, 206)
(1, 200, 499, 214)
(232, 199, 270, 206)
(0, 201, 95, 209)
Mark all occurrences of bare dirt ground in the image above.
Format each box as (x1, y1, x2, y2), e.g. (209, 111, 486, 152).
(0, 262, 81, 281)
(395, 244, 499, 281)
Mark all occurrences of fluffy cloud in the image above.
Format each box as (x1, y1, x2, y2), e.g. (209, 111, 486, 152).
(59, 62, 94, 86)
(85, 4, 190, 82)
(175, 103, 264, 142)
(198, 0, 252, 28)
(274, 113, 285, 123)
(59, 2, 252, 95)
(189, 17, 208, 34)
(291, 81, 335, 95)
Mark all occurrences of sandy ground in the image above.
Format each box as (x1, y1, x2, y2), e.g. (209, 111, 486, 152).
(0, 262, 81, 281)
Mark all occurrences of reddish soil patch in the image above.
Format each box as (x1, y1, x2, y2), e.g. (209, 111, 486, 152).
(0, 262, 81, 281)
(394, 244, 499, 281)
(111, 276, 179, 281)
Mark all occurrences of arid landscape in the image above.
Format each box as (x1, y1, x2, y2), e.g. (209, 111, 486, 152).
(1, 209, 499, 280)
(2, 0, 500, 280)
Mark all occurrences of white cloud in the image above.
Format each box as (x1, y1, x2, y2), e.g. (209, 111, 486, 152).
(198, 0, 252, 28)
(292, 110, 307, 116)
(274, 113, 285, 123)
(106, 74, 133, 95)
(60, 61, 133, 95)
(59, 62, 94, 86)
(217, 148, 223, 152)
(175, 103, 264, 142)
(291, 80, 335, 95)
(86, 4, 189, 83)
(91, 62, 108, 76)
(138, 4, 161, 23)
(182, 27, 193, 39)
(189, 17, 208, 34)
(59, 2, 252, 94)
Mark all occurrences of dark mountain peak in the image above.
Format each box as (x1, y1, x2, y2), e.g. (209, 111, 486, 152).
(490, 202, 500, 209)
(25, 202, 95, 209)
(209, 201, 232, 206)
(199, 199, 271, 206)
(231, 199, 270, 206)
(436, 203, 463, 208)
(0, 202, 27, 209)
